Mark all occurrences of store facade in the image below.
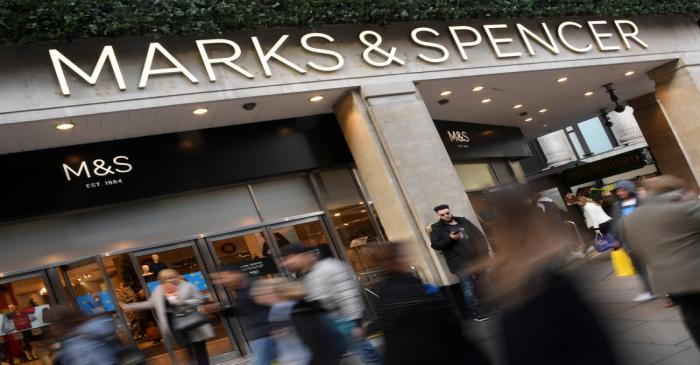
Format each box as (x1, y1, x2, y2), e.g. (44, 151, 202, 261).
(3, 14, 700, 364)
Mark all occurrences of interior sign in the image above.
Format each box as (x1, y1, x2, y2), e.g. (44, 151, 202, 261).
(62, 155, 133, 189)
(48, 19, 648, 95)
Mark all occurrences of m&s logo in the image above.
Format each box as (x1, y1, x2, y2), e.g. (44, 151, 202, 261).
(447, 130, 470, 143)
(62, 156, 133, 181)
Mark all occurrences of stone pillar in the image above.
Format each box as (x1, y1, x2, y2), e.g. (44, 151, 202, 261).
(645, 59, 700, 188)
(629, 93, 699, 190)
(607, 106, 645, 145)
(537, 130, 577, 166)
(333, 82, 481, 285)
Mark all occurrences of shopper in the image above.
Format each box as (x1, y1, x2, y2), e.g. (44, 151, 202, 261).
(51, 305, 122, 365)
(121, 269, 214, 365)
(568, 195, 613, 254)
(280, 243, 382, 365)
(366, 241, 490, 365)
(202, 270, 276, 365)
(534, 193, 583, 259)
(610, 180, 654, 302)
(429, 204, 491, 321)
(622, 176, 700, 348)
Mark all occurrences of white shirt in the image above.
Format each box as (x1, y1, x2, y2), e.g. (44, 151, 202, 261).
(582, 202, 612, 229)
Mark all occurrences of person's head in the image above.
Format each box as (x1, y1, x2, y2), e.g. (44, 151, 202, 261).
(157, 269, 180, 288)
(433, 204, 453, 223)
(280, 243, 317, 273)
(151, 254, 160, 263)
(641, 175, 689, 196)
(374, 241, 411, 273)
(614, 180, 637, 200)
(141, 264, 151, 273)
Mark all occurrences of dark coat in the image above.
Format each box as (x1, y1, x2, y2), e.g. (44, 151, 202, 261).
(290, 300, 346, 365)
(429, 216, 489, 274)
(367, 272, 490, 365)
(219, 286, 272, 341)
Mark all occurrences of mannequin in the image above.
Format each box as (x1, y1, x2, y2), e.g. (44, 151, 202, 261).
(141, 265, 154, 277)
(148, 254, 167, 276)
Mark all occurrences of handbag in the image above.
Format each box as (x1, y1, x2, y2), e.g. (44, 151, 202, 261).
(592, 231, 621, 252)
(172, 307, 209, 333)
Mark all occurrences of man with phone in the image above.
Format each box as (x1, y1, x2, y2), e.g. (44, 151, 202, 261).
(429, 204, 491, 321)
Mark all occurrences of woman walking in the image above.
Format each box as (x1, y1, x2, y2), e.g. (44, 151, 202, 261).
(121, 269, 213, 365)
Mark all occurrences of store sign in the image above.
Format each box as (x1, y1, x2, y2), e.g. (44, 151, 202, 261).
(0, 114, 352, 223)
(435, 120, 532, 161)
(49, 19, 648, 95)
(559, 148, 651, 185)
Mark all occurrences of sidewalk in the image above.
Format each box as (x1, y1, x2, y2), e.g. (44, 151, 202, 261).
(465, 253, 700, 365)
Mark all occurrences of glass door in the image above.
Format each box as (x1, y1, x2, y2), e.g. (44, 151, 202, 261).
(0, 273, 54, 365)
(208, 229, 280, 279)
(131, 242, 237, 365)
(267, 216, 338, 261)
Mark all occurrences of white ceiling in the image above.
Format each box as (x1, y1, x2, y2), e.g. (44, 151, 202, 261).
(0, 60, 669, 155)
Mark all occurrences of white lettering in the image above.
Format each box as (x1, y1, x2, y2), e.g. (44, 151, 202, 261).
(588, 21, 621, 51)
(557, 21, 593, 53)
(113, 155, 133, 173)
(448, 26, 482, 61)
(63, 161, 91, 181)
(447, 131, 470, 143)
(301, 33, 345, 72)
(196, 39, 255, 81)
(483, 24, 522, 58)
(516, 23, 560, 56)
(614, 20, 649, 50)
(410, 27, 450, 64)
(251, 35, 307, 77)
(139, 42, 199, 88)
(49, 46, 126, 96)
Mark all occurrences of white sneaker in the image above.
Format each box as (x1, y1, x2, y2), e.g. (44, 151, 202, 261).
(633, 292, 655, 302)
(571, 251, 586, 259)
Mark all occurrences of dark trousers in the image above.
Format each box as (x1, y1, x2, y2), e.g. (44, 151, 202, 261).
(186, 341, 210, 365)
(673, 293, 700, 348)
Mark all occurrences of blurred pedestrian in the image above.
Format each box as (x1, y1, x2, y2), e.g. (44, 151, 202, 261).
(51, 306, 120, 365)
(281, 243, 381, 365)
(121, 269, 214, 365)
(533, 193, 583, 260)
(202, 270, 276, 365)
(489, 193, 618, 365)
(429, 204, 491, 321)
(610, 180, 654, 302)
(366, 241, 490, 365)
(622, 175, 700, 348)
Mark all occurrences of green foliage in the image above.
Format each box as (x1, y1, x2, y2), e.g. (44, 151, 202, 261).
(0, 0, 698, 44)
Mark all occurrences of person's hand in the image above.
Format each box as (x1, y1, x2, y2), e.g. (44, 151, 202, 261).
(211, 271, 248, 289)
(119, 303, 130, 312)
(198, 303, 222, 314)
(595, 229, 602, 235)
(449, 231, 462, 240)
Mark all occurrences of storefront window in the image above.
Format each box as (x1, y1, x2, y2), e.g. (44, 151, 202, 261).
(211, 232, 279, 278)
(315, 169, 384, 273)
(578, 117, 613, 155)
(491, 160, 515, 185)
(454, 163, 497, 191)
(251, 176, 320, 221)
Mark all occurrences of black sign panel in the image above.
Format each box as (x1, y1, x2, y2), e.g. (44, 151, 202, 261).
(434, 120, 532, 161)
(0, 114, 352, 223)
(558, 148, 651, 186)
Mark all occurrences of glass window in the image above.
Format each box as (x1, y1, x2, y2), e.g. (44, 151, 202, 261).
(251, 177, 320, 221)
(454, 163, 497, 191)
(568, 132, 586, 158)
(490, 161, 515, 185)
(270, 220, 334, 260)
(210, 232, 279, 278)
(578, 117, 613, 155)
(316, 169, 384, 273)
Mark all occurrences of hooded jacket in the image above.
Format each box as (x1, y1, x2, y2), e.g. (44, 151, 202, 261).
(429, 216, 489, 274)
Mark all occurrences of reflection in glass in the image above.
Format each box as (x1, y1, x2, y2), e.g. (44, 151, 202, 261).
(65, 262, 115, 315)
(271, 221, 334, 260)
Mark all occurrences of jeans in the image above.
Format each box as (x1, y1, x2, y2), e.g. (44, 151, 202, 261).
(334, 319, 382, 365)
(459, 274, 480, 308)
(249, 336, 277, 365)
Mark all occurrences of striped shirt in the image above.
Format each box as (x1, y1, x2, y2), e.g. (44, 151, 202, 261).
(301, 258, 364, 321)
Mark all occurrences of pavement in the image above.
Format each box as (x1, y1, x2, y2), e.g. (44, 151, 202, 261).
(224, 252, 699, 365)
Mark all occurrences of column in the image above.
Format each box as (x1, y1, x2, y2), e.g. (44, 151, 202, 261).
(334, 82, 481, 285)
(646, 58, 700, 188)
(607, 106, 645, 145)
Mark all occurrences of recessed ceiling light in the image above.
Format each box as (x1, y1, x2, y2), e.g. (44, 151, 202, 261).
(358, 201, 365, 205)
(472, 86, 485, 92)
(439, 90, 452, 96)
(557, 77, 568, 83)
(481, 98, 492, 104)
(543, 124, 549, 127)
(525, 117, 534, 122)
(361, 210, 367, 213)
(513, 104, 523, 109)
(624, 71, 635, 76)
(309, 95, 324, 102)
(343, 223, 349, 226)
(539, 108, 548, 113)
(56, 122, 74, 130)
(333, 213, 341, 217)
(192, 108, 208, 115)
(584, 91, 594, 96)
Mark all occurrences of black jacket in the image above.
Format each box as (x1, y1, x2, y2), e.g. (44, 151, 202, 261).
(430, 217, 489, 274)
(219, 286, 271, 341)
(291, 300, 346, 365)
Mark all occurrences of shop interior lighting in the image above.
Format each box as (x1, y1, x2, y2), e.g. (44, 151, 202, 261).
(556, 77, 568, 83)
(472, 86, 485, 92)
(309, 95, 325, 102)
(480, 98, 492, 104)
(192, 108, 208, 115)
(584, 91, 594, 96)
(56, 122, 74, 130)
(525, 117, 534, 122)
(343, 223, 349, 226)
(539, 108, 548, 113)
(439, 90, 453, 96)
(624, 71, 635, 76)
(512, 104, 523, 109)
(333, 213, 341, 217)
(543, 124, 549, 127)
